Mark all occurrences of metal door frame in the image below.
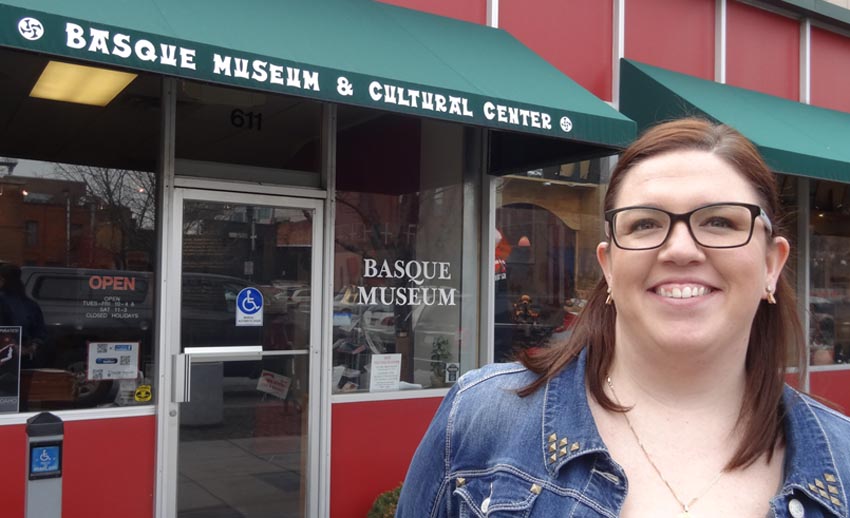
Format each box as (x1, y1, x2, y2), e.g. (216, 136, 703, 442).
(156, 185, 324, 518)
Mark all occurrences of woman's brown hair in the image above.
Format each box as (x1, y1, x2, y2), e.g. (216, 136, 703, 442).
(518, 117, 806, 470)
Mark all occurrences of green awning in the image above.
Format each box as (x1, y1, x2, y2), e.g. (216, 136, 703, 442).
(620, 59, 850, 182)
(0, 0, 635, 159)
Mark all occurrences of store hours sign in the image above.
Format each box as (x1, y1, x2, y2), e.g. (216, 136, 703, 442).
(2, 6, 586, 140)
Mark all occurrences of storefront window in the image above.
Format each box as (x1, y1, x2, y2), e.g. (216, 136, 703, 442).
(494, 160, 607, 362)
(332, 108, 474, 392)
(774, 173, 805, 370)
(0, 48, 160, 412)
(810, 179, 850, 366)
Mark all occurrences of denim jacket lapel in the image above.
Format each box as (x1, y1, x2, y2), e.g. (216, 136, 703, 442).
(778, 388, 848, 518)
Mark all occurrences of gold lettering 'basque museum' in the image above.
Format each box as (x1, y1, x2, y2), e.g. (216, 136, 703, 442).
(0, 1, 634, 517)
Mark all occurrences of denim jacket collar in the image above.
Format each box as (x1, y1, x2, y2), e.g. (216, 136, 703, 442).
(780, 387, 848, 518)
(540, 347, 848, 518)
(541, 348, 610, 479)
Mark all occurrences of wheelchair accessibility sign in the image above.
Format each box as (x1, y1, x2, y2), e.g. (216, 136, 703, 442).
(235, 287, 263, 326)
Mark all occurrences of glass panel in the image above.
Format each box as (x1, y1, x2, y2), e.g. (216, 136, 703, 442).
(810, 179, 850, 366)
(181, 201, 313, 352)
(176, 80, 322, 181)
(0, 47, 160, 412)
(332, 108, 469, 392)
(494, 160, 607, 362)
(178, 355, 309, 518)
(777, 173, 801, 368)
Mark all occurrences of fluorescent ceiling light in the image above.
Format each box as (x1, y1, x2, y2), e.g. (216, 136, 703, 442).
(30, 61, 137, 107)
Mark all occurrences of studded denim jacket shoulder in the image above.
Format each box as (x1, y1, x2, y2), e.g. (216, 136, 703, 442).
(396, 348, 850, 518)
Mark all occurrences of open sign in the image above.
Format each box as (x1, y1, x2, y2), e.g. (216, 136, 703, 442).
(88, 275, 137, 291)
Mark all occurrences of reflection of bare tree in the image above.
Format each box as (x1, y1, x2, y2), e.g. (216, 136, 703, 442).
(53, 164, 156, 268)
(335, 191, 434, 381)
(336, 193, 420, 258)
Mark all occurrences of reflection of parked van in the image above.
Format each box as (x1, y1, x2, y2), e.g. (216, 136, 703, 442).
(19, 267, 271, 406)
(20, 267, 154, 406)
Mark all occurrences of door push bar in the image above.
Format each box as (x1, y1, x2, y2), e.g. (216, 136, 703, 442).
(172, 346, 263, 403)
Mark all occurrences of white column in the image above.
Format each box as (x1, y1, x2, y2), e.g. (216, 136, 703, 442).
(153, 77, 178, 518)
(800, 18, 811, 104)
(798, 18, 812, 392)
(715, 0, 727, 83)
(612, 0, 626, 107)
(317, 102, 337, 518)
(487, 0, 499, 28)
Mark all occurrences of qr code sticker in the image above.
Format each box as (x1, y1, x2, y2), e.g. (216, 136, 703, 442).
(120, 355, 131, 365)
(92, 369, 103, 380)
(97, 344, 108, 353)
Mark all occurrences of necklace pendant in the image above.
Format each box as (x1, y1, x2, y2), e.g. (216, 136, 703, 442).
(678, 512, 692, 518)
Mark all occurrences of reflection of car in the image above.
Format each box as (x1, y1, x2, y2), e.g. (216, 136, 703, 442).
(329, 286, 463, 389)
(272, 282, 307, 306)
(20, 266, 154, 406)
(271, 279, 306, 290)
(18, 267, 274, 406)
(180, 273, 264, 349)
(259, 285, 288, 314)
(288, 288, 311, 310)
(332, 285, 362, 314)
(361, 304, 395, 345)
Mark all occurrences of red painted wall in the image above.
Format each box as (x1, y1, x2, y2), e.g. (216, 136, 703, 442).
(377, 0, 486, 25)
(500, 0, 613, 101)
(0, 424, 26, 518)
(810, 370, 850, 416)
(811, 27, 850, 113)
(727, 1, 799, 100)
(625, 0, 715, 80)
(330, 397, 442, 518)
(0, 416, 155, 518)
(64, 416, 155, 517)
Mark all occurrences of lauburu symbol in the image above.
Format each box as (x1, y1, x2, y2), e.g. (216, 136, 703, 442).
(18, 17, 44, 41)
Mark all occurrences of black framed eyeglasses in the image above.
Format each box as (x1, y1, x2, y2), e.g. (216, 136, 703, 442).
(604, 202, 773, 251)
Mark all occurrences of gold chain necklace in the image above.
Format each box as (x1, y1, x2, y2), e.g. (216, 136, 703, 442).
(606, 376, 724, 518)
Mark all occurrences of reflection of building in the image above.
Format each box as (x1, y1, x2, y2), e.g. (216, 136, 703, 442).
(0, 175, 140, 269)
(0, 176, 87, 266)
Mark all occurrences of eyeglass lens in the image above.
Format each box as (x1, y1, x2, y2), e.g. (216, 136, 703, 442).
(612, 204, 756, 249)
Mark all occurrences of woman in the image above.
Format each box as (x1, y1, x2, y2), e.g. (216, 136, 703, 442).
(396, 119, 850, 518)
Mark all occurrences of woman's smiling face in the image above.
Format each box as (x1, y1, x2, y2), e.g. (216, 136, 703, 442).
(597, 149, 789, 355)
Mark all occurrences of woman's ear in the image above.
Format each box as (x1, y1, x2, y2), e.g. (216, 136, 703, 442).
(765, 236, 790, 288)
(597, 241, 612, 286)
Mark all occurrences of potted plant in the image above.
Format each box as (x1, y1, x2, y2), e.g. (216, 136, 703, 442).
(430, 336, 451, 387)
(367, 483, 402, 518)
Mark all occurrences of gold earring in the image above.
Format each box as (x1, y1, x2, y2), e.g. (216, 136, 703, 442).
(766, 286, 777, 305)
(605, 287, 613, 305)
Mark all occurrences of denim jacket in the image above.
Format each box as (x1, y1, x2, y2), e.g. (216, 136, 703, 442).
(397, 349, 850, 518)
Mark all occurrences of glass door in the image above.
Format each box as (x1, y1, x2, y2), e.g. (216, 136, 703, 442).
(168, 188, 323, 518)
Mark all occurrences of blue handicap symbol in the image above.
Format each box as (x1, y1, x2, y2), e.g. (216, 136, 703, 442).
(237, 287, 263, 315)
(31, 445, 60, 473)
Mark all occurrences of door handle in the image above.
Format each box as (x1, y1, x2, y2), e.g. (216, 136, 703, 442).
(172, 346, 262, 403)
(172, 353, 191, 403)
